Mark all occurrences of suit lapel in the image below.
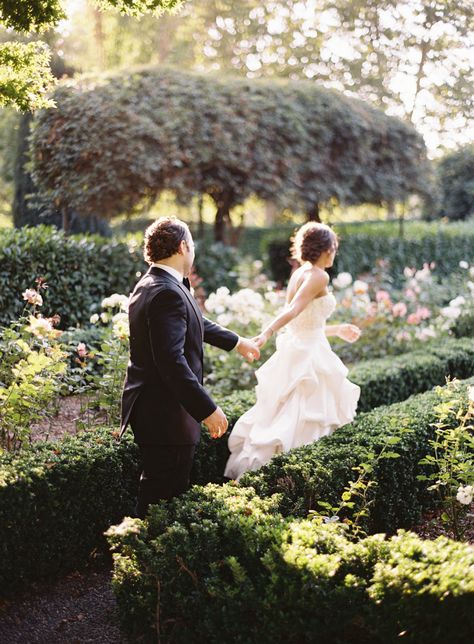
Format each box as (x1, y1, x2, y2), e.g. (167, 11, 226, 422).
(149, 266, 204, 337)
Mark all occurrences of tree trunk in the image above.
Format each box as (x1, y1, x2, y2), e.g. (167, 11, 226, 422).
(13, 113, 60, 228)
(306, 203, 321, 222)
(197, 193, 204, 239)
(213, 191, 232, 243)
(61, 207, 70, 236)
(386, 199, 396, 219)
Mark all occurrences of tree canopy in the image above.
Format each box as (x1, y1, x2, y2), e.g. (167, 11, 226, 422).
(30, 66, 430, 238)
(0, 0, 183, 111)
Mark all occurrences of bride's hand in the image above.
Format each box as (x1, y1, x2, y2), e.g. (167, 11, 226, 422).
(252, 332, 269, 348)
(337, 324, 361, 343)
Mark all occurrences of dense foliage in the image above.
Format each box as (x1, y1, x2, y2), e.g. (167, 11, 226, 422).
(267, 224, 474, 287)
(30, 67, 429, 237)
(0, 226, 145, 327)
(107, 483, 474, 644)
(432, 144, 474, 220)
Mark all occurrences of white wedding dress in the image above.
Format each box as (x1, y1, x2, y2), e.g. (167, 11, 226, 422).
(224, 293, 360, 481)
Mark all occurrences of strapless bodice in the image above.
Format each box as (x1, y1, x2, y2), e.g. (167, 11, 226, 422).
(286, 292, 336, 335)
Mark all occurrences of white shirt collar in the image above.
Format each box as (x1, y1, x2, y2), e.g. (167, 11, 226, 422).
(152, 263, 183, 283)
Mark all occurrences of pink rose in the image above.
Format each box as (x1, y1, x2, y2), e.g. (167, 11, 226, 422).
(392, 302, 407, 317)
(375, 290, 391, 302)
(407, 313, 421, 325)
(416, 306, 431, 320)
(76, 342, 87, 358)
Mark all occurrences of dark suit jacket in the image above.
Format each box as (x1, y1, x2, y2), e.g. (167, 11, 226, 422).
(120, 266, 239, 445)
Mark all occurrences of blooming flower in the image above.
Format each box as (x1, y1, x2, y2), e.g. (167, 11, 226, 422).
(416, 306, 431, 320)
(101, 293, 129, 311)
(90, 313, 99, 324)
(332, 272, 353, 290)
(22, 289, 43, 307)
(459, 260, 469, 269)
(26, 315, 53, 338)
(375, 290, 391, 303)
(353, 280, 368, 295)
(403, 267, 415, 278)
(440, 306, 461, 319)
(407, 313, 421, 325)
(112, 312, 129, 339)
(456, 485, 473, 505)
(76, 342, 87, 358)
(415, 327, 436, 342)
(449, 296, 466, 308)
(392, 302, 407, 317)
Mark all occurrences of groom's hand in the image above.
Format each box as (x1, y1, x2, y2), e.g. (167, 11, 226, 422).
(236, 337, 260, 362)
(203, 406, 228, 439)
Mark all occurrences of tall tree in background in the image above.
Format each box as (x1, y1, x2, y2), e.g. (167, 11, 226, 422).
(94, 0, 469, 154)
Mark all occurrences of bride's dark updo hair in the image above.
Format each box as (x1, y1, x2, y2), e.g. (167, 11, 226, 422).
(290, 222, 338, 264)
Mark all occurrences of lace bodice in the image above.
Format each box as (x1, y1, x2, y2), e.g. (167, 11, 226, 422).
(286, 292, 336, 334)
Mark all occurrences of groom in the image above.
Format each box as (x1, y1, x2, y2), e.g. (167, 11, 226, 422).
(120, 216, 260, 518)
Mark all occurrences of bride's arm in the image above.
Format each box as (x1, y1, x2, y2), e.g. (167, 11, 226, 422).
(255, 272, 328, 346)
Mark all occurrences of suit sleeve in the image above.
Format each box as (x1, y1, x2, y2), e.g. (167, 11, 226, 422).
(148, 289, 217, 422)
(203, 317, 239, 351)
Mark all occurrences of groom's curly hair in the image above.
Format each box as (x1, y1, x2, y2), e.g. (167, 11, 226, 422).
(144, 217, 190, 263)
(291, 222, 338, 264)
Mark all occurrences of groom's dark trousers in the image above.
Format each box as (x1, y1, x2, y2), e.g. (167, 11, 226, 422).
(120, 267, 238, 518)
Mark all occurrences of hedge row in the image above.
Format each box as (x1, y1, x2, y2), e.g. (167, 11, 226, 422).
(241, 379, 474, 533)
(0, 225, 145, 327)
(2, 339, 473, 593)
(0, 430, 140, 594)
(267, 227, 474, 285)
(107, 484, 474, 644)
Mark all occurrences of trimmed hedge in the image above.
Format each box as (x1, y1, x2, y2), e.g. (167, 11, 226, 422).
(242, 378, 474, 533)
(0, 429, 140, 594)
(107, 484, 474, 644)
(267, 223, 474, 286)
(1, 339, 473, 594)
(0, 225, 146, 327)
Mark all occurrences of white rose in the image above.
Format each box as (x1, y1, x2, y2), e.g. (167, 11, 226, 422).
(90, 313, 99, 324)
(440, 306, 461, 319)
(353, 280, 369, 295)
(449, 296, 465, 308)
(333, 272, 352, 290)
(456, 485, 473, 505)
(459, 260, 469, 269)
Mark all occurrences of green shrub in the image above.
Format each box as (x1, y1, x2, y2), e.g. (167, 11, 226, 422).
(353, 337, 474, 411)
(242, 378, 474, 532)
(107, 484, 474, 644)
(0, 225, 146, 327)
(431, 144, 474, 220)
(0, 428, 140, 594)
(266, 224, 474, 287)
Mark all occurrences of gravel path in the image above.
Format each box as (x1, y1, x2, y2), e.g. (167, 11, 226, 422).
(0, 569, 124, 644)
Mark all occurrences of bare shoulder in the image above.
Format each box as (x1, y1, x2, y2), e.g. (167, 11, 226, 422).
(304, 265, 329, 290)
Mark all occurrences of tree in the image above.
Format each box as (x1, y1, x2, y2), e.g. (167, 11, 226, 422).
(30, 66, 430, 240)
(127, 0, 471, 153)
(0, 0, 184, 111)
(430, 144, 474, 220)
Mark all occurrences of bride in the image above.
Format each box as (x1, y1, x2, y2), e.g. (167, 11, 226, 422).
(224, 222, 361, 481)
